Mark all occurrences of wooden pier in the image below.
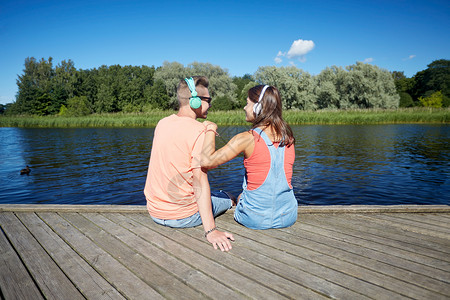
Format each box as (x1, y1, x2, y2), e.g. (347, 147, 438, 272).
(1, 205, 449, 299)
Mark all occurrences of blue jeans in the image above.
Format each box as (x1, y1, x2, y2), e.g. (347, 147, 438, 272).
(151, 191, 233, 228)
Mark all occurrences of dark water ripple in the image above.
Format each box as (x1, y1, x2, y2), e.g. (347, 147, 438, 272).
(1, 124, 449, 206)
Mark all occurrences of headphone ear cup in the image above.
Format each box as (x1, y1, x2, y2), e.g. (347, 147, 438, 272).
(190, 97, 202, 109)
(253, 102, 261, 115)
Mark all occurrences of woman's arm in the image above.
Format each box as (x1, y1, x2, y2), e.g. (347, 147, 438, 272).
(201, 121, 254, 169)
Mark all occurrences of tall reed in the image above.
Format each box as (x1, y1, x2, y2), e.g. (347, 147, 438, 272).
(0, 108, 448, 128)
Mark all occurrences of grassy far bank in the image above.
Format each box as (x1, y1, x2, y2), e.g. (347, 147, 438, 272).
(0, 108, 448, 128)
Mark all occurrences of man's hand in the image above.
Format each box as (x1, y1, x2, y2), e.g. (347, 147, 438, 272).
(206, 230, 235, 252)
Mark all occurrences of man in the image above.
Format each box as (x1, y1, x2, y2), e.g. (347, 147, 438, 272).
(144, 76, 234, 251)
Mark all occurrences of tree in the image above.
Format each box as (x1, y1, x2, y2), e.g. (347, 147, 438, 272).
(50, 59, 77, 114)
(143, 79, 171, 110)
(232, 74, 254, 108)
(153, 61, 188, 108)
(342, 62, 399, 109)
(96, 82, 117, 113)
(412, 59, 450, 107)
(13, 57, 54, 114)
(314, 66, 345, 109)
(76, 69, 98, 110)
(254, 66, 315, 109)
(391, 71, 406, 81)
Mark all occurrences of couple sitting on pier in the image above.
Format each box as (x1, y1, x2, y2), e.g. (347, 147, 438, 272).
(144, 76, 297, 251)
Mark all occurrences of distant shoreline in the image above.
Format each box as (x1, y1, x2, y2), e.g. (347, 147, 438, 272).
(0, 108, 448, 128)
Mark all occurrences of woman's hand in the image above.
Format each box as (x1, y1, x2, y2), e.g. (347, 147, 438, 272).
(203, 121, 218, 132)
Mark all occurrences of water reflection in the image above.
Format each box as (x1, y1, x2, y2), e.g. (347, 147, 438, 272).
(0, 124, 448, 206)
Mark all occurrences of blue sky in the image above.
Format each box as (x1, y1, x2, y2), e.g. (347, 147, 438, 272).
(1, 0, 449, 105)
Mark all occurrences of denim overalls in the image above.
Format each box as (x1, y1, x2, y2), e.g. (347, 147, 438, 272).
(234, 128, 298, 229)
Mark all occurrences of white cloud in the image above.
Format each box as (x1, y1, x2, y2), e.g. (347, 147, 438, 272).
(274, 38, 315, 64)
(274, 51, 284, 63)
(363, 57, 374, 63)
(402, 54, 416, 61)
(286, 39, 315, 59)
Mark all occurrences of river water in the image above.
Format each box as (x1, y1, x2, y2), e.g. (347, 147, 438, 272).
(1, 124, 449, 206)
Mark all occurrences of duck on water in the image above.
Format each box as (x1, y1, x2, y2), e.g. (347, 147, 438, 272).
(20, 166, 31, 175)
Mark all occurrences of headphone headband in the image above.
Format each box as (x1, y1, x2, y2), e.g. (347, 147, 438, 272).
(258, 85, 270, 102)
(253, 85, 270, 116)
(185, 77, 201, 109)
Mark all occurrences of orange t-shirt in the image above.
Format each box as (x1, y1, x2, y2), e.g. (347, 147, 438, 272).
(244, 130, 295, 190)
(144, 114, 206, 219)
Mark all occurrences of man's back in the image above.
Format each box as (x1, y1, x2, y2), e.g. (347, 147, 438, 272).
(144, 114, 205, 219)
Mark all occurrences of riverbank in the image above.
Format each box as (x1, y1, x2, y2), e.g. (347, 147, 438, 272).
(1, 108, 448, 127)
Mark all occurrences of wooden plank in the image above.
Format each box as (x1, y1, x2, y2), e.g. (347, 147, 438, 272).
(288, 217, 450, 283)
(183, 223, 370, 299)
(299, 214, 450, 269)
(124, 213, 293, 300)
(84, 212, 241, 299)
(413, 214, 450, 226)
(0, 204, 147, 213)
(62, 212, 206, 300)
(369, 213, 450, 238)
(346, 213, 450, 249)
(216, 213, 447, 299)
(1, 204, 449, 213)
(16, 212, 125, 300)
(350, 213, 450, 254)
(143, 218, 325, 300)
(0, 227, 44, 300)
(304, 214, 450, 264)
(38, 212, 164, 300)
(298, 205, 450, 213)
(277, 220, 450, 295)
(128, 214, 330, 300)
(215, 215, 404, 299)
(0, 212, 84, 300)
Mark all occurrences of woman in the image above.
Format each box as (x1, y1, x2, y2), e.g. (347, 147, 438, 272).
(201, 85, 297, 229)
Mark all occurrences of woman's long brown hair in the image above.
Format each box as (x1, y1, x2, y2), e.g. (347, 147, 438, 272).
(248, 85, 295, 147)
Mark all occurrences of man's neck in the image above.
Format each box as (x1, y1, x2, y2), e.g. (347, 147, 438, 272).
(177, 105, 197, 119)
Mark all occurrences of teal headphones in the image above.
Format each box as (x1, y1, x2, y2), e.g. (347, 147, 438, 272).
(185, 77, 202, 109)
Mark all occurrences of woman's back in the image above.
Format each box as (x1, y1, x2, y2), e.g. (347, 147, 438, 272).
(244, 129, 295, 190)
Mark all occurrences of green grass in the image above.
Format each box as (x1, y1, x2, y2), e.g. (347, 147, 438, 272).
(1, 108, 448, 128)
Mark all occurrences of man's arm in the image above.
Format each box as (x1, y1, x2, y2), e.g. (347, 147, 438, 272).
(192, 166, 234, 251)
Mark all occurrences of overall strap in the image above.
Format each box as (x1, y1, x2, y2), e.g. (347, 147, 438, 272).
(251, 128, 285, 177)
(252, 127, 273, 147)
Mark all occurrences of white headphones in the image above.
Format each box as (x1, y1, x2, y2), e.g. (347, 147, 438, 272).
(253, 85, 269, 116)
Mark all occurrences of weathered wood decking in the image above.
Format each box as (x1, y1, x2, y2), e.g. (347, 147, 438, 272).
(1, 205, 449, 299)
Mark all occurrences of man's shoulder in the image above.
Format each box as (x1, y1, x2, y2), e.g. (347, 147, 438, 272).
(156, 114, 205, 135)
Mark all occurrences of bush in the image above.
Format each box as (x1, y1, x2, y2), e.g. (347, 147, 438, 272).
(210, 95, 234, 111)
(60, 96, 92, 116)
(419, 91, 443, 108)
(399, 92, 414, 107)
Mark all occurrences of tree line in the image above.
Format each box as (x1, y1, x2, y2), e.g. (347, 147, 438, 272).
(2, 57, 448, 116)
